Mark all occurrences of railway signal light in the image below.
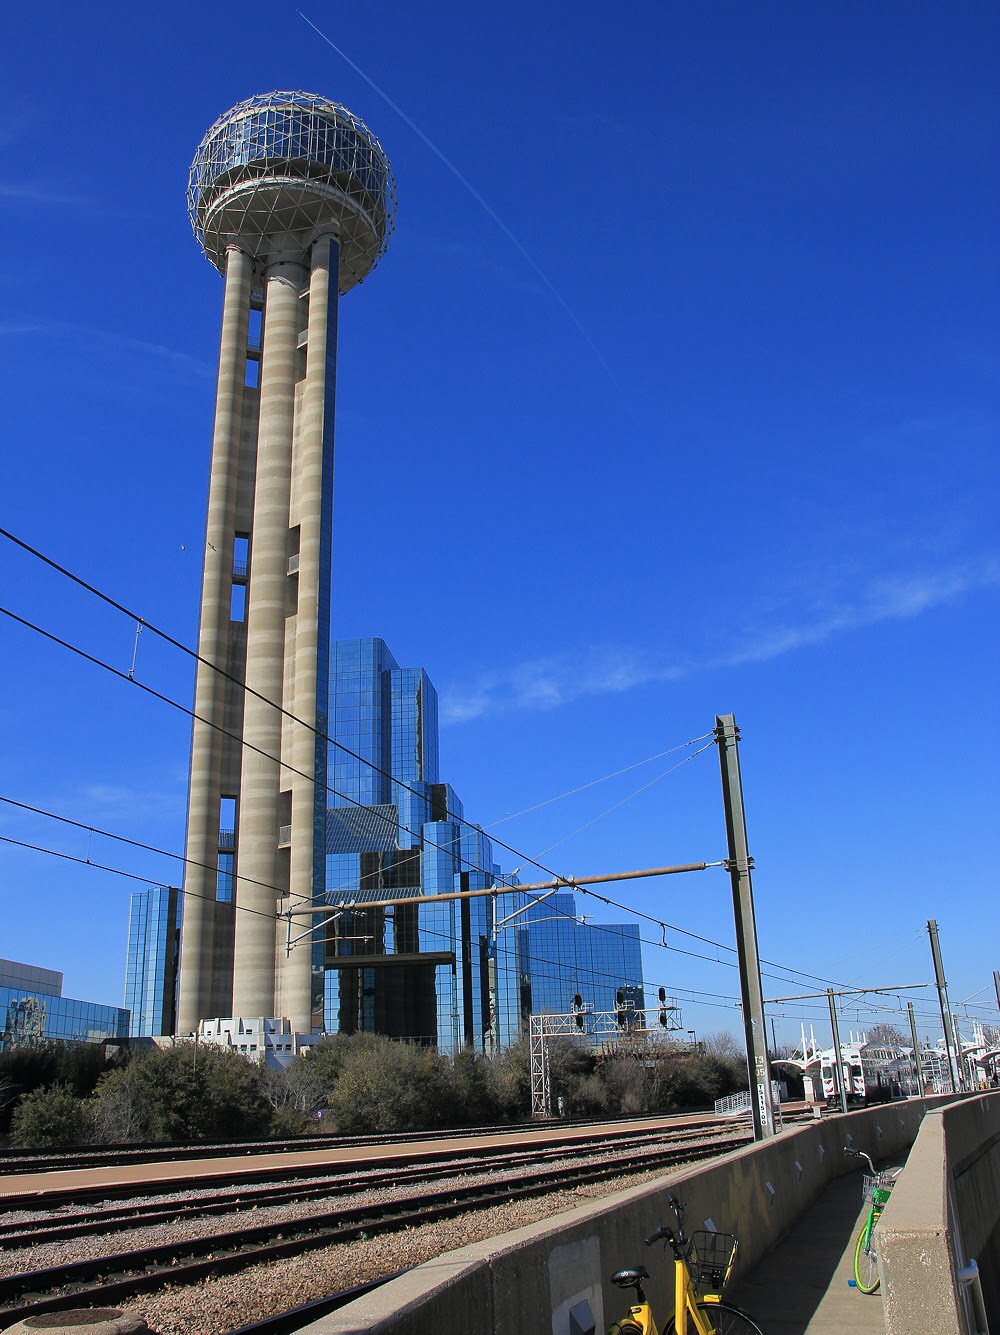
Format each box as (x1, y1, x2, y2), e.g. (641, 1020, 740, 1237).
(616, 988, 627, 1029)
(572, 993, 585, 1029)
(658, 985, 669, 1027)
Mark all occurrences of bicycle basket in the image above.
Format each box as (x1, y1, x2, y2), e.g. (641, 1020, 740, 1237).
(689, 1231, 738, 1291)
(862, 1171, 896, 1206)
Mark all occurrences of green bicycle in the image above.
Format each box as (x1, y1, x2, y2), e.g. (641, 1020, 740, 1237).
(845, 1146, 902, 1295)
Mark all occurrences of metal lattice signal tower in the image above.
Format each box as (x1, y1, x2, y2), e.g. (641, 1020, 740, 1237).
(529, 1002, 684, 1118)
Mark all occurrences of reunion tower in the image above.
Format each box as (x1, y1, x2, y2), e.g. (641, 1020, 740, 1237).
(176, 93, 396, 1036)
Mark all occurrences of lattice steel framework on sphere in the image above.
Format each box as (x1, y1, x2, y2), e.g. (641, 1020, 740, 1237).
(188, 90, 397, 292)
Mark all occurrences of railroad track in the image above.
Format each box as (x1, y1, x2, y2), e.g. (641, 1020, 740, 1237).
(0, 1118, 755, 1213)
(0, 1124, 744, 1247)
(0, 1110, 706, 1177)
(0, 1128, 746, 1324)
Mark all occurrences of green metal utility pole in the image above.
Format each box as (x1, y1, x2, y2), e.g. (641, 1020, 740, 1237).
(715, 714, 775, 1140)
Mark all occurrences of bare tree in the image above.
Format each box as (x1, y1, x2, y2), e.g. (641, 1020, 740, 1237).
(261, 1059, 327, 1116)
(700, 1031, 742, 1060)
(92, 1077, 150, 1144)
(864, 1023, 907, 1047)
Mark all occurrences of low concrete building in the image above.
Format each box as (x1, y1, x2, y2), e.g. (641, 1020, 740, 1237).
(196, 1015, 321, 1068)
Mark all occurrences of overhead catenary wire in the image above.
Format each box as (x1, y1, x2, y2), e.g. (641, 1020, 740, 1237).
(0, 545, 787, 978)
(484, 736, 715, 829)
(0, 527, 942, 1009)
(2, 777, 870, 1008)
(0, 833, 274, 924)
(519, 743, 717, 866)
(0, 589, 897, 1004)
(0, 794, 296, 907)
(1, 817, 950, 1033)
(0, 527, 712, 896)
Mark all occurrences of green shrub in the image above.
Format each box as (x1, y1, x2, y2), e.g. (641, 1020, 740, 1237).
(325, 1036, 453, 1134)
(93, 1044, 271, 1143)
(9, 1083, 92, 1148)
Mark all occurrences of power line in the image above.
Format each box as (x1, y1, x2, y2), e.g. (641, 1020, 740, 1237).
(484, 736, 715, 828)
(0, 834, 272, 924)
(1, 811, 948, 1035)
(2, 779, 863, 1013)
(0, 527, 713, 895)
(0, 593, 889, 1004)
(0, 571, 775, 974)
(522, 744, 717, 865)
(0, 527, 925, 1007)
(0, 603, 524, 904)
(0, 794, 294, 906)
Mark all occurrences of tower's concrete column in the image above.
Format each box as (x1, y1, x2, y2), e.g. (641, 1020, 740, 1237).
(177, 244, 252, 1035)
(279, 236, 339, 1032)
(232, 257, 306, 1017)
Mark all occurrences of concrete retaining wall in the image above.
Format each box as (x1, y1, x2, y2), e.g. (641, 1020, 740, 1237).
(879, 1091, 1000, 1334)
(306, 1096, 958, 1335)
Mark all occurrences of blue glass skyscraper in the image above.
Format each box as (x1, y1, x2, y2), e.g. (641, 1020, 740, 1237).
(127, 633, 645, 1046)
(124, 887, 179, 1038)
(319, 638, 644, 1052)
(322, 639, 509, 1051)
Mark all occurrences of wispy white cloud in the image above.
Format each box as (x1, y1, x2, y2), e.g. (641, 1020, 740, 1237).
(442, 558, 1000, 724)
(0, 182, 91, 207)
(73, 783, 186, 824)
(0, 320, 213, 379)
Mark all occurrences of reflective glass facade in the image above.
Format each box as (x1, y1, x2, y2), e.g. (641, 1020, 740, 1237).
(322, 638, 645, 1052)
(124, 886, 180, 1037)
(0, 960, 128, 1050)
(499, 893, 645, 1022)
(124, 632, 646, 1047)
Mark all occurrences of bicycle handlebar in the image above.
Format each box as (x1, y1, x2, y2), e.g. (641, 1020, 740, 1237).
(645, 1195, 687, 1252)
(844, 1146, 876, 1174)
(644, 1224, 674, 1248)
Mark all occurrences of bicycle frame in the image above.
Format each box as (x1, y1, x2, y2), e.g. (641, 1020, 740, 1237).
(845, 1144, 901, 1296)
(627, 1195, 732, 1335)
(608, 1257, 720, 1335)
(672, 1258, 721, 1335)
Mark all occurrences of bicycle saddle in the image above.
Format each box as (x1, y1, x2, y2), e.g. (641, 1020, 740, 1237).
(611, 1267, 649, 1288)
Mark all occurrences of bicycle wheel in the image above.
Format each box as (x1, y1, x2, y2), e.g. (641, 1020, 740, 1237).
(665, 1300, 764, 1334)
(853, 1215, 881, 1294)
(607, 1323, 644, 1335)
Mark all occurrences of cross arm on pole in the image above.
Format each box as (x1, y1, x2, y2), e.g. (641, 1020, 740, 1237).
(764, 984, 930, 1004)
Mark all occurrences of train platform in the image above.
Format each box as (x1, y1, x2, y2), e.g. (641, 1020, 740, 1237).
(728, 1169, 886, 1334)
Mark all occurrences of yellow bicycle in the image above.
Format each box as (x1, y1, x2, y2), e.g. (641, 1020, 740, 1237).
(608, 1194, 764, 1334)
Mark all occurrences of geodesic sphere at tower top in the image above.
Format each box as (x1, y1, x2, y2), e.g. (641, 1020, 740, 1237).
(187, 91, 396, 293)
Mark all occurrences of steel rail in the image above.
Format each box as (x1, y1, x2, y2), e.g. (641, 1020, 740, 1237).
(0, 1125, 745, 1247)
(225, 1273, 405, 1335)
(0, 1110, 695, 1177)
(0, 1122, 752, 1248)
(0, 1131, 748, 1323)
(0, 1116, 729, 1209)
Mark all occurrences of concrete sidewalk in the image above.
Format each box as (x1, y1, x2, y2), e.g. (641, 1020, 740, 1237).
(728, 1172, 886, 1334)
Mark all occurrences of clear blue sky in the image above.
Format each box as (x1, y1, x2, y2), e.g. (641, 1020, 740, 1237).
(1, 2, 997, 1049)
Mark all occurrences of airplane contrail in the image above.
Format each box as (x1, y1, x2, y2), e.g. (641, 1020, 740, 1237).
(298, 10, 624, 393)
